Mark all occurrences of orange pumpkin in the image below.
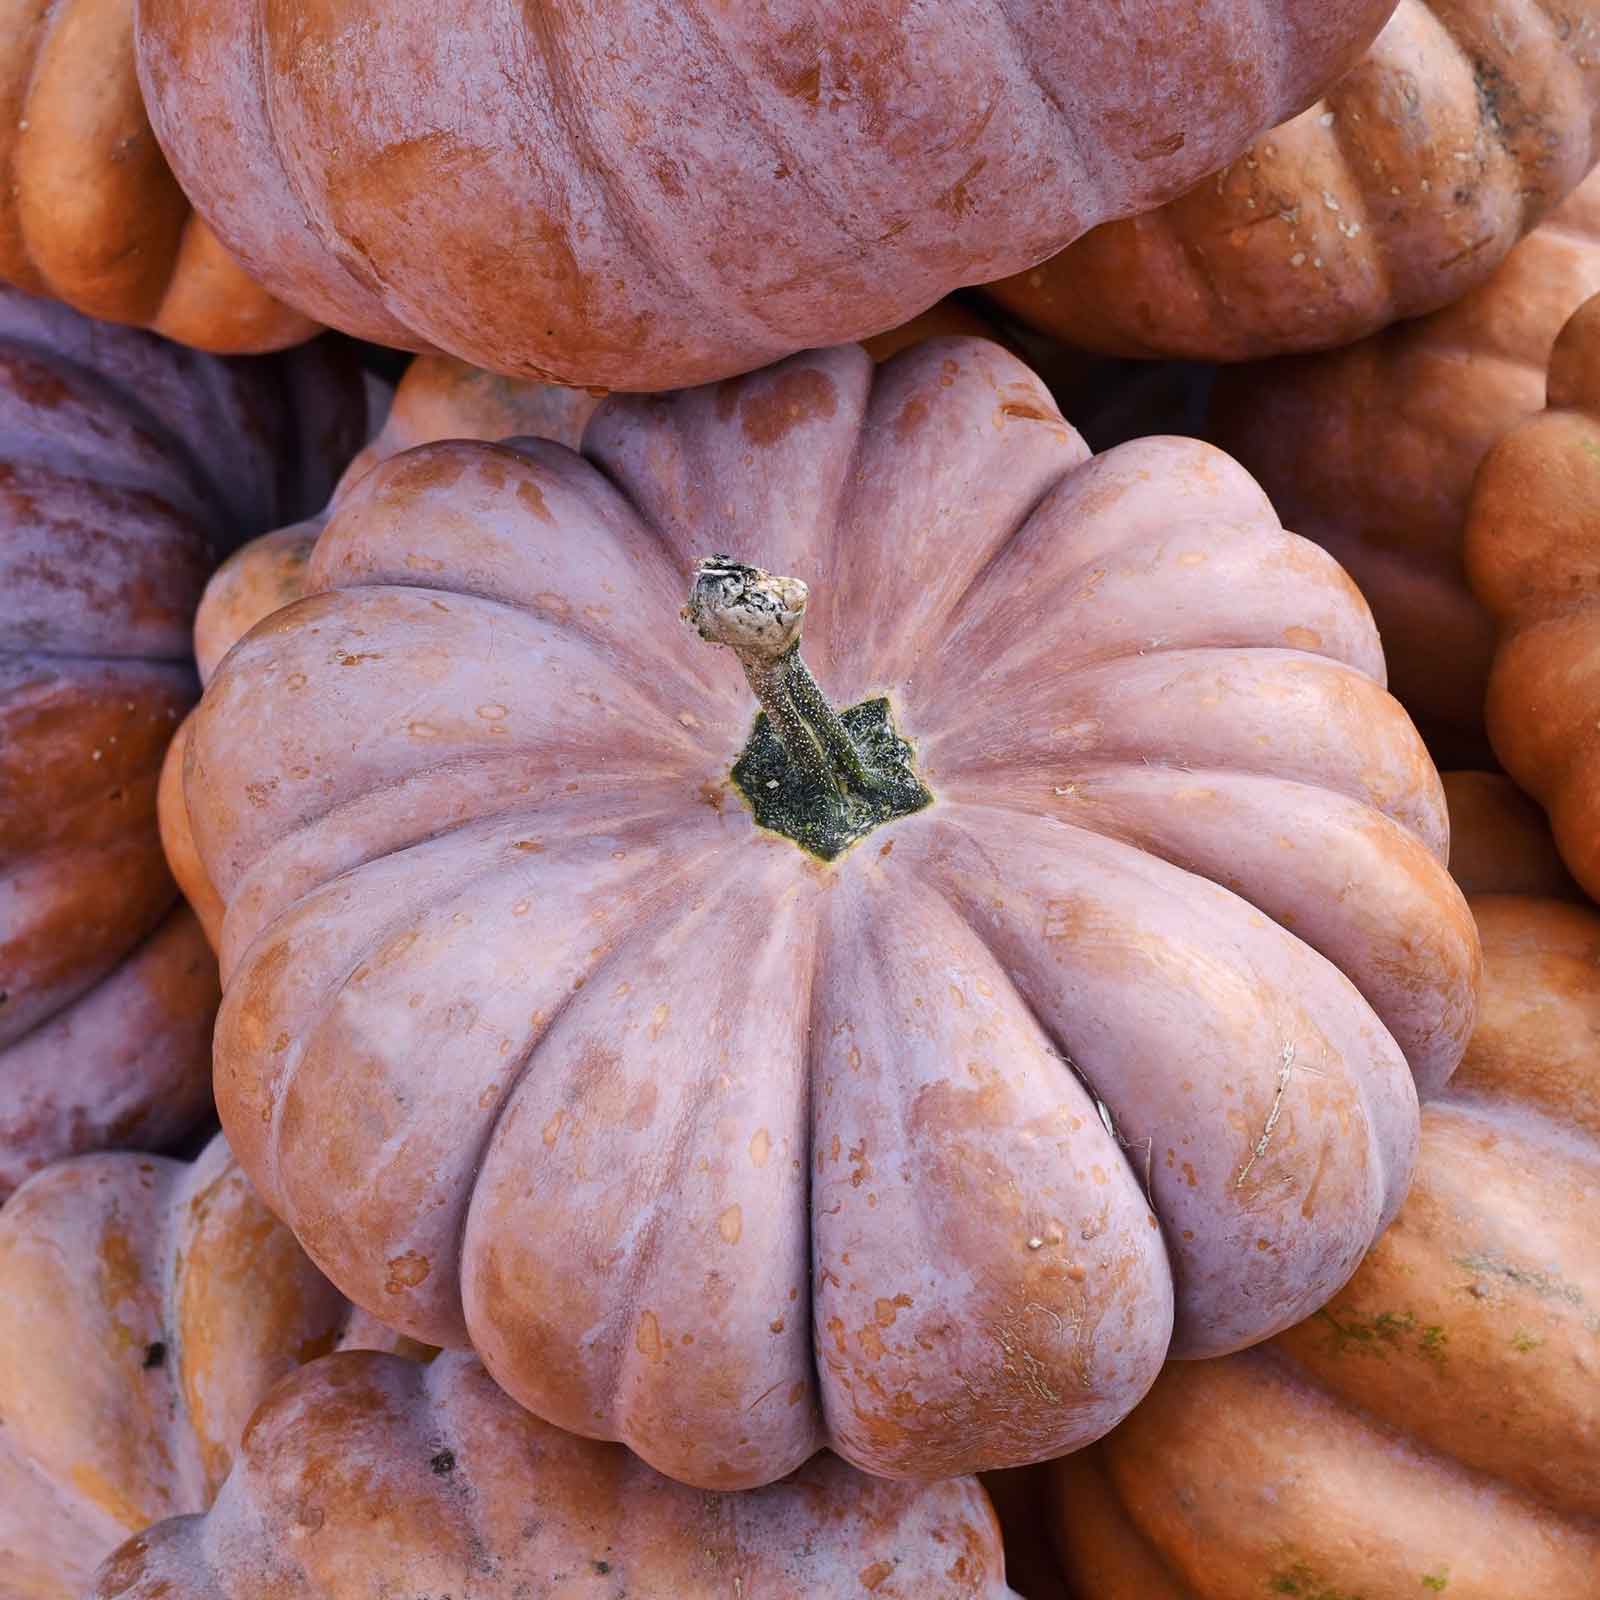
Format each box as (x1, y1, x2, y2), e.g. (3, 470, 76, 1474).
(182, 337, 1476, 1489)
(0, 1135, 420, 1600)
(1209, 167, 1600, 764)
(0, 288, 363, 1198)
(132, 0, 1394, 389)
(987, 0, 1600, 361)
(1032, 782, 1600, 1600)
(1466, 290, 1600, 899)
(93, 1351, 1020, 1600)
(1, 0, 318, 352)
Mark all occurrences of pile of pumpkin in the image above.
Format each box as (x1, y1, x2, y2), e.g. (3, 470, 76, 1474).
(3, 2, 1597, 1596)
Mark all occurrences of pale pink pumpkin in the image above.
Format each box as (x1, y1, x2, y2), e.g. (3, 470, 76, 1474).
(184, 338, 1478, 1490)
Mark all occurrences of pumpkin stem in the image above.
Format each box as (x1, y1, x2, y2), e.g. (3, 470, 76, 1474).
(683, 556, 884, 797)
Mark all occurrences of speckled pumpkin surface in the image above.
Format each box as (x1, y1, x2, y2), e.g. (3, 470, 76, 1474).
(92, 1350, 1021, 1600)
(0, 1135, 419, 1600)
(184, 337, 1477, 1490)
(1045, 890, 1600, 1596)
(987, 0, 1600, 360)
(0, 287, 363, 1199)
(131, 0, 1395, 389)
(1, 0, 319, 352)
(1467, 291, 1600, 900)
(1209, 167, 1600, 763)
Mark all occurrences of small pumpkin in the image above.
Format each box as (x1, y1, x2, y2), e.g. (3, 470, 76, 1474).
(1209, 166, 1600, 764)
(1, 0, 318, 353)
(1037, 783, 1600, 1600)
(132, 0, 1394, 389)
(986, 0, 1600, 361)
(1466, 291, 1600, 899)
(0, 286, 364, 1198)
(0, 1135, 420, 1600)
(92, 1351, 1020, 1600)
(184, 337, 1476, 1489)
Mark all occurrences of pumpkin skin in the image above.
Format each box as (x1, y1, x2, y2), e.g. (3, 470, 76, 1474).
(1042, 854, 1600, 1598)
(0, 1135, 420, 1600)
(92, 1351, 1021, 1600)
(131, 0, 1396, 390)
(158, 353, 611, 952)
(1, 0, 319, 353)
(1466, 292, 1600, 900)
(1440, 770, 1583, 899)
(0, 287, 364, 1199)
(183, 338, 1479, 1490)
(1209, 166, 1600, 765)
(986, 0, 1600, 361)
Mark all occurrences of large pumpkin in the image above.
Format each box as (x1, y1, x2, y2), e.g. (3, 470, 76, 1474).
(0, 1135, 420, 1600)
(1209, 166, 1600, 764)
(1466, 291, 1600, 899)
(0, 287, 364, 1198)
(1037, 783, 1600, 1600)
(93, 1351, 1020, 1600)
(986, 0, 1600, 361)
(2, 0, 318, 353)
(131, 0, 1396, 390)
(182, 337, 1477, 1490)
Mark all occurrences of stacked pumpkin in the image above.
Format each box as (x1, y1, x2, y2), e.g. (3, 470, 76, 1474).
(8, 2, 1600, 1595)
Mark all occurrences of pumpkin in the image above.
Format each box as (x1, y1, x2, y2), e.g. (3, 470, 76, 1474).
(985, 0, 1600, 361)
(0, 1134, 421, 1600)
(131, 0, 1396, 390)
(1466, 291, 1600, 899)
(1035, 784, 1600, 1600)
(180, 336, 1478, 1490)
(1209, 165, 1600, 765)
(1, 0, 319, 353)
(93, 1351, 1020, 1600)
(0, 286, 364, 1198)
(1440, 770, 1582, 899)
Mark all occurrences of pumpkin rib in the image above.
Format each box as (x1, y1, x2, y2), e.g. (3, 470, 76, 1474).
(924, 801, 1406, 1358)
(242, 811, 736, 1345)
(1, 340, 231, 532)
(943, 766, 1474, 1100)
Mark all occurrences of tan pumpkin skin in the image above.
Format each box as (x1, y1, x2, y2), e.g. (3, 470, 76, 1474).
(183, 337, 1477, 1489)
(132, 0, 1395, 389)
(92, 1352, 1020, 1600)
(0, 0, 318, 352)
(0, 1135, 419, 1600)
(1042, 810, 1600, 1599)
(1210, 167, 1600, 763)
(0, 287, 364, 1198)
(1467, 292, 1600, 899)
(986, 0, 1600, 361)
(1440, 770, 1583, 899)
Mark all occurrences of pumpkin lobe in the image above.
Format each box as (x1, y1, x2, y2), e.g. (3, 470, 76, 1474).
(684, 555, 931, 859)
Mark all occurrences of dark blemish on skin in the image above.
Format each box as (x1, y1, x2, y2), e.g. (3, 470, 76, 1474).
(429, 1449, 456, 1475)
(142, 1341, 167, 1369)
